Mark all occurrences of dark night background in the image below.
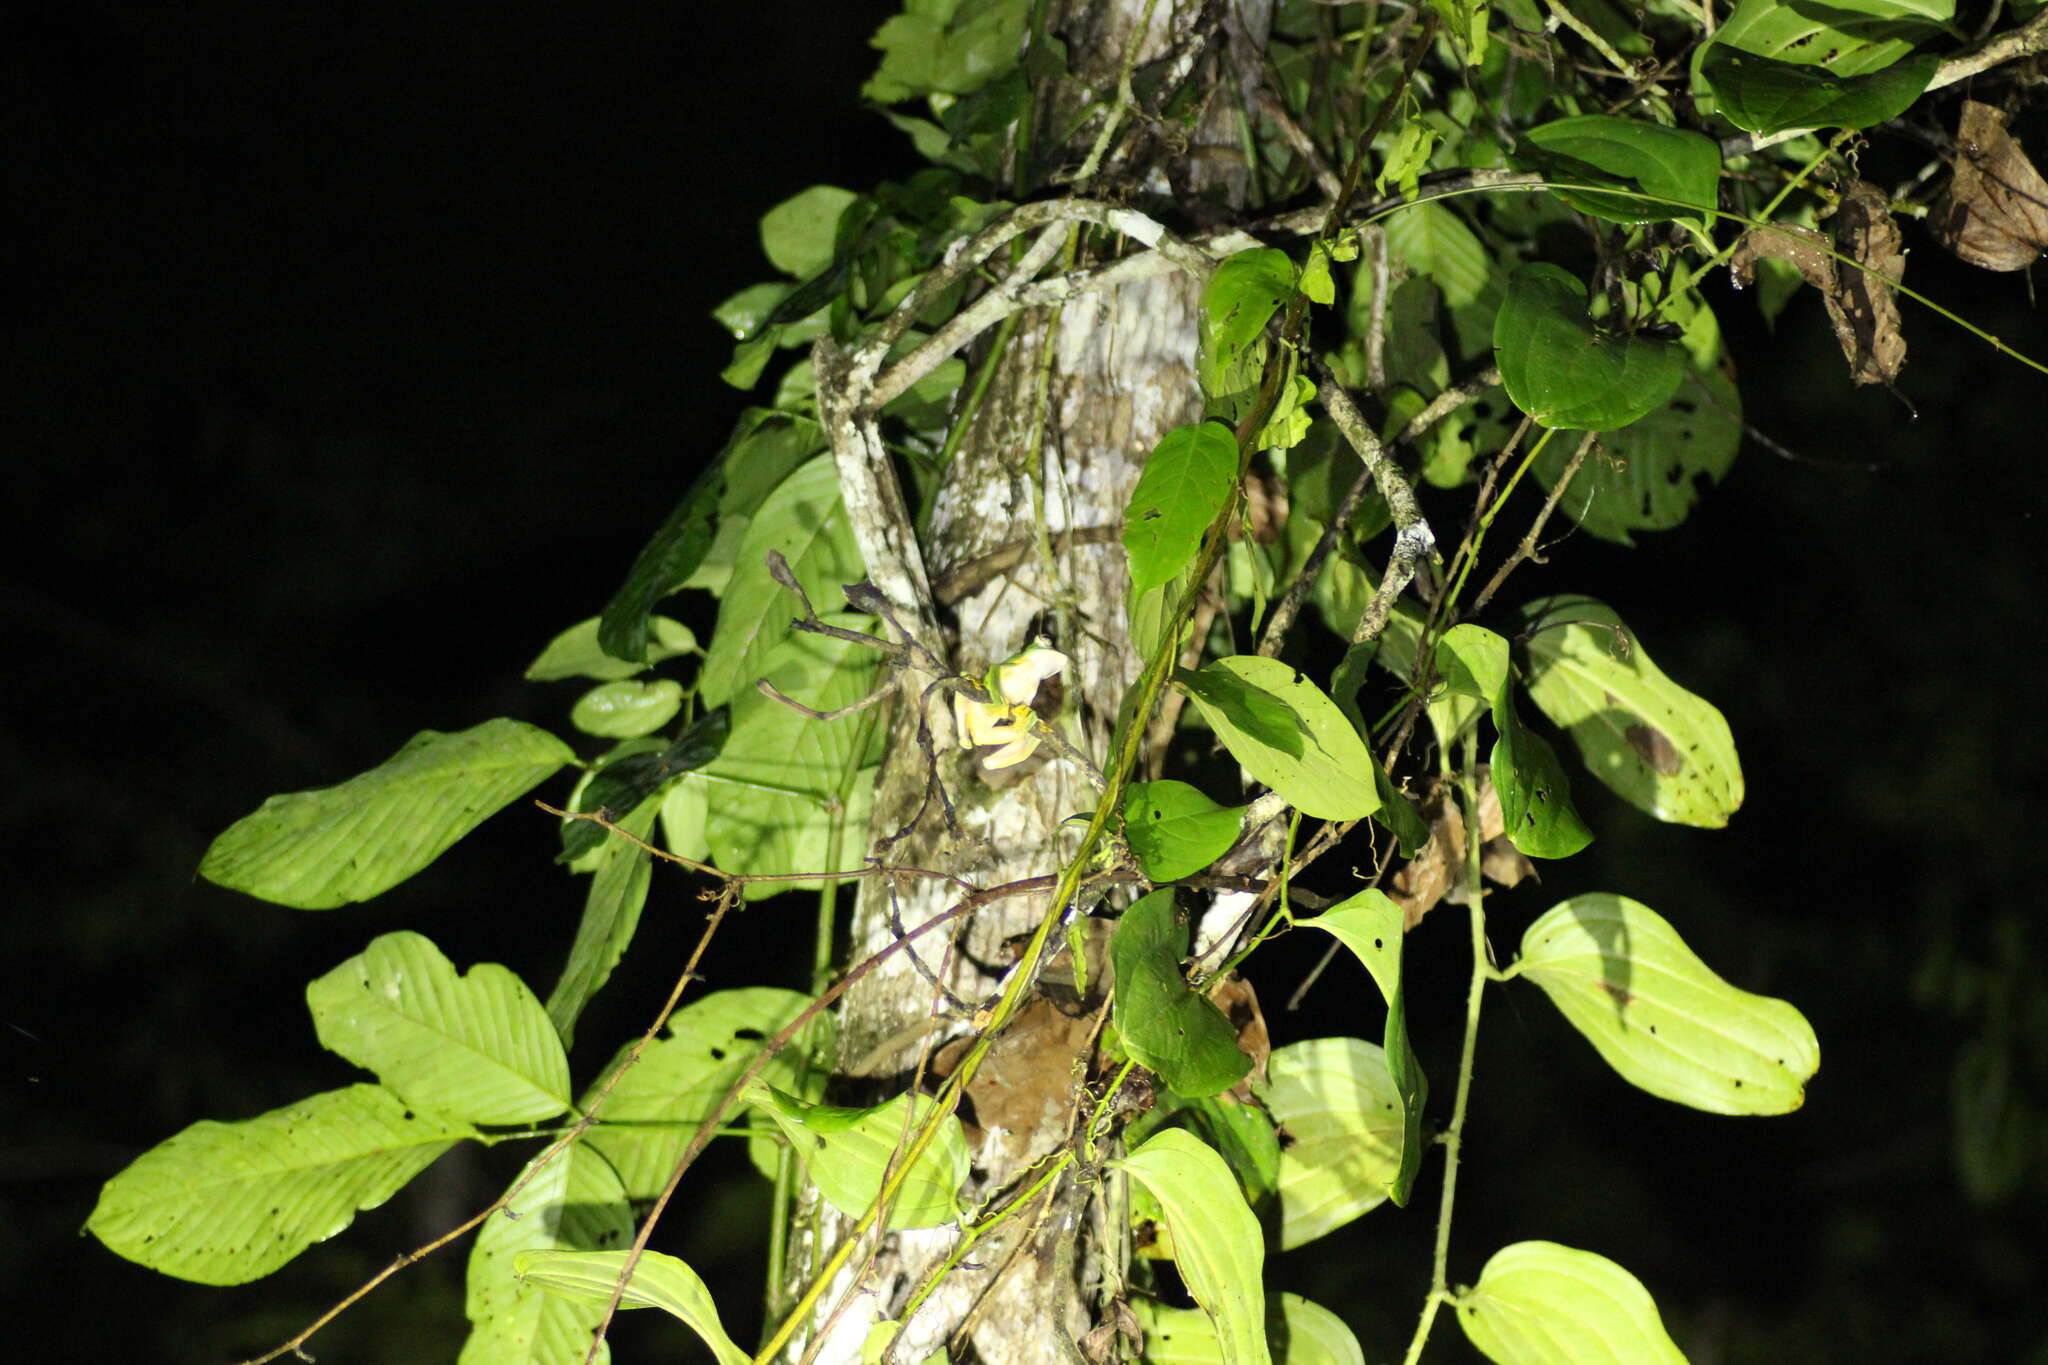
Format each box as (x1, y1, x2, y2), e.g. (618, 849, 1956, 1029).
(6, 3, 2045, 1362)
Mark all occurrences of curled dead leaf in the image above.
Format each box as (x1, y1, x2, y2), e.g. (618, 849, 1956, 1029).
(1388, 769, 1536, 931)
(1730, 182, 1907, 387)
(1208, 973, 1271, 1093)
(1934, 100, 2048, 273)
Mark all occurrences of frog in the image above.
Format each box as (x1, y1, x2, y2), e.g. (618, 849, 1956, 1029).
(950, 636, 1070, 769)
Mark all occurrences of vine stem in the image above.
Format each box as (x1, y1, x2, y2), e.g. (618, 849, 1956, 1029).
(1403, 738, 1493, 1365)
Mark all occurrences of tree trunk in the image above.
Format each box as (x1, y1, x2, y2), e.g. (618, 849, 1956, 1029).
(782, 4, 1269, 1362)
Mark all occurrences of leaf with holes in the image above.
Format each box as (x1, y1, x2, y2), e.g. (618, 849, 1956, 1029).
(753, 1087, 970, 1230)
(1126, 422, 1239, 601)
(1512, 595, 1743, 826)
(1457, 1241, 1689, 1365)
(1200, 247, 1297, 400)
(1537, 369, 1740, 546)
(87, 1084, 472, 1285)
(1704, 0, 1950, 79)
(459, 1144, 633, 1365)
(1117, 1129, 1270, 1365)
(1260, 1036, 1404, 1249)
(1519, 116, 1720, 225)
(201, 719, 574, 910)
(1176, 657, 1379, 820)
(1123, 780, 1246, 881)
(307, 931, 570, 1125)
(1491, 691, 1594, 859)
(516, 1249, 751, 1365)
(1495, 267, 1684, 431)
(1112, 889, 1253, 1099)
(1512, 895, 1819, 1114)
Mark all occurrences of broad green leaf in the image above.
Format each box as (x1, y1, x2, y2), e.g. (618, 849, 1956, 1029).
(570, 678, 685, 738)
(1123, 780, 1246, 881)
(1200, 247, 1297, 399)
(546, 794, 661, 1048)
(1456, 1241, 1689, 1365)
(1126, 1092, 1281, 1210)
(1512, 595, 1744, 827)
(864, 0, 1033, 104)
(525, 615, 697, 682)
(1111, 889, 1253, 1099)
(1495, 265, 1685, 431)
(1512, 895, 1819, 1115)
(1126, 422, 1240, 601)
(697, 455, 865, 708)
(583, 987, 828, 1200)
(711, 280, 792, 340)
(660, 774, 711, 863)
(753, 1088, 969, 1229)
(1700, 47, 1937, 134)
(308, 932, 570, 1125)
(1435, 622, 1511, 707)
(201, 719, 574, 909)
(1116, 1129, 1269, 1365)
(458, 1145, 631, 1365)
(597, 410, 824, 661)
(87, 1084, 471, 1285)
(1491, 693, 1595, 859)
(1519, 115, 1720, 225)
(760, 185, 858, 280)
(515, 1249, 749, 1365)
(1538, 368, 1741, 546)
(1131, 1293, 1365, 1365)
(560, 707, 729, 862)
(1383, 201, 1491, 307)
(1176, 656, 1380, 820)
(1296, 889, 1404, 1007)
(1260, 1037, 1403, 1249)
(703, 615, 881, 894)
(1706, 0, 1950, 78)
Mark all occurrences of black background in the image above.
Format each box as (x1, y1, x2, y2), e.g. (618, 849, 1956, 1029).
(6, 2, 2044, 1361)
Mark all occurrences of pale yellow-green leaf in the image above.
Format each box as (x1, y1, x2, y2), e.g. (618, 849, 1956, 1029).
(200, 718, 574, 909)
(570, 678, 684, 738)
(1176, 656, 1379, 820)
(1512, 895, 1819, 1114)
(702, 614, 882, 895)
(754, 1088, 969, 1230)
(87, 1084, 472, 1285)
(697, 455, 866, 708)
(1116, 1129, 1269, 1365)
(526, 615, 698, 682)
(1513, 595, 1743, 827)
(515, 1248, 750, 1365)
(1260, 1037, 1403, 1249)
(1295, 889, 1403, 1006)
(1456, 1241, 1689, 1365)
(307, 931, 570, 1125)
(458, 1144, 631, 1365)
(582, 987, 828, 1200)
(546, 794, 662, 1048)
(1131, 1294, 1363, 1365)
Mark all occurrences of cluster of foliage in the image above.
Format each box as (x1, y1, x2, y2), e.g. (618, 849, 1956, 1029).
(89, 1, 2045, 1362)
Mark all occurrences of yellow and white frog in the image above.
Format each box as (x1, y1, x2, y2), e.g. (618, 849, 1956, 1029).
(951, 637, 1070, 769)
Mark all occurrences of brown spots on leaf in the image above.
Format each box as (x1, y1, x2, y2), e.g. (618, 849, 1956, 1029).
(1626, 723, 1685, 777)
(1933, 100, 2048, 273)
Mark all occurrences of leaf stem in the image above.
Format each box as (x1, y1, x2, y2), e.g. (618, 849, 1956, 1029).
(1403, 735, 1491, 1365)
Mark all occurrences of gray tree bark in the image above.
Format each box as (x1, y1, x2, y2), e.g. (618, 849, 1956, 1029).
(782, 4, 1269, 1362)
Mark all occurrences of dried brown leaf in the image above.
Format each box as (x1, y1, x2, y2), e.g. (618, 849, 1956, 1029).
(1934, 100, 2048, 272)
(1830, 180, 1909, 387)
(1730, 222, 1836, 294)
(1387, 769, 1535, 930)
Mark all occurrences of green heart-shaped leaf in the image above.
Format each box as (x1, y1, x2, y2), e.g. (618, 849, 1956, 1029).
(1519, 115, 1720, 225)
(1495, 266, 1684, 431)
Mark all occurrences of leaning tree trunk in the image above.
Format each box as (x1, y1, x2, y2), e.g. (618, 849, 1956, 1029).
(782, 4, 1270, 1362)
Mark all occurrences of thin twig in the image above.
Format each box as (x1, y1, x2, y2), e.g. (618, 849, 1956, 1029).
(1311, 361, 1438, 647)
(1472, 430, 1597, 611)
